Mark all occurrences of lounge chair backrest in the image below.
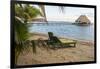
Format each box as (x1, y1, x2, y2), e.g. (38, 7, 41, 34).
(48, 32, 54, 40)
(48, 32, 61, 43)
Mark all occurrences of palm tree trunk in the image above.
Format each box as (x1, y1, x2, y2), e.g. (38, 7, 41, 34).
(39, 5, 65, 24)
(39, 5, 48, 24)
(15, 51, 20, 64)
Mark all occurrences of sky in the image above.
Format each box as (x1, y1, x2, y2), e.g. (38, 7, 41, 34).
(32, 4, 94, 23)
(45, 5, 94, 23)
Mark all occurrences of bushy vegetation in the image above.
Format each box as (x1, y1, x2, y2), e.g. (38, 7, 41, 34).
(15, 4, 42, 64)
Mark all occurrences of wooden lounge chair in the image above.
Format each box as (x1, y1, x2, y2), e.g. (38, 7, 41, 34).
(47, 32, 76, 48)
(59, 38, 76, 47)
(47, 32, 61, 49)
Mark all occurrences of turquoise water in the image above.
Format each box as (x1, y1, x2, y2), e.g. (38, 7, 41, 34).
(29, 22, 94, 41)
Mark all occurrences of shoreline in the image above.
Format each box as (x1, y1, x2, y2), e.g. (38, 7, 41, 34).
(29, 32, 94, 46)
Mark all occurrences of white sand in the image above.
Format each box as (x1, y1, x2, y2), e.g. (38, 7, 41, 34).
(17, 33, 94, 65)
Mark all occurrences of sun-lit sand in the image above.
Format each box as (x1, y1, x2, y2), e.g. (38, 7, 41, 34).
(17, 33, 94, 65)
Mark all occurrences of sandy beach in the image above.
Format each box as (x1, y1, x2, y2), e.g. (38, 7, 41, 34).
(17, 33, 94, 65)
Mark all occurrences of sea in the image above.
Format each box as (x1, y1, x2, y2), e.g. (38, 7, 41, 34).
(28, 21, 94, 41)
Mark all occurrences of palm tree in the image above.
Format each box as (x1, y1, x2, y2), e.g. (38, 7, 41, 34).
(15, 4, 43, 64)
(14, 4, 65, 64)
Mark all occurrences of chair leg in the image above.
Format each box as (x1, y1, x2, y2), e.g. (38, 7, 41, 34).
(74, 43, 76, 47)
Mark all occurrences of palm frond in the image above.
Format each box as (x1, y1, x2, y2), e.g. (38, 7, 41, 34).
(59, 6, 65, 13)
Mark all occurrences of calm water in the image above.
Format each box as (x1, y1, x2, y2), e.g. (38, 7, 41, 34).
(29, 22, 94, 41)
